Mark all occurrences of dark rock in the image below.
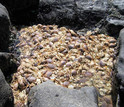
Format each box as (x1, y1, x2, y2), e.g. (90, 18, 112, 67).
(0, 69, 14, 107)
(28, 80, 98, 107)
(38, 0, 76, 26)
(0, 52, 17, 77)
(0, 0, 39, 11)
(38, 0, 109, 29)
(75, 0, 109, 28)
(105, 16, 124, 38)
(115, 28, 124, 107)
(0, 3, 10, 52)
(0, 0, 39, 25)
(112, 0, 124, 15)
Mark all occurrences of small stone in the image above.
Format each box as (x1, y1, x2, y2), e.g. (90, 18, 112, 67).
(109, 43, 116, 48)
(109, 39, 116, 43)
(84, 72, 93, 78)
(60, 61, 66, 66)
(63, 81, 70, 87)
(100, 60, 106, 67)
(66, 62, 72, 67)
(71, 70, 77, 76)
(48, 64, 55, 69)
(103, 96, 112, 104)
(38, 45, 43, 49)
(45, 71, 52, 78)
(78, 78, 87, 83)
(27, 76, 36, 83)
(46, 59, 52, 63)
(68, 44, 75, 49)
(85, 55, 92, 60)
(38, 37, 42, 42)
(80, 36, 86, 40)
(52, 37, 59, 42)
(66, 33, 71, 37)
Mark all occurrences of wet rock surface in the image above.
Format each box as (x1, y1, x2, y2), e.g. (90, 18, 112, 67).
(28, 80, 98, 107)
(0, 3, 10, 52)
(0, 69, 14, 107)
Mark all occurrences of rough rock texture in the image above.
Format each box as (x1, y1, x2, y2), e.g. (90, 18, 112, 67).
(116, 28, 124, 107)
(38, 0, 109, 28)
(0, 52, 17, 77)
(112, 0, 124, 15)
(28, 80, 98, 107)
(38, 0, 124, 37)
(0, 0, 39, 24)
(0, 0, 39, 11)
(0, 3, 10, 52)
(0, 69, 14, 107)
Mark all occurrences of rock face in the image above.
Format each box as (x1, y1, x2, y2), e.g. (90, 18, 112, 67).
(38, 0, 124, 37)
(0, 0, 39, 11)
(0, 52, 17, 77)
(0, 0, 39, 24)
(38, 0, 109, 28)
(28, 80, 98, 107)
(116, 28, 124, 107)
(112, 0, 124, 15)
(0, 3, 10, 52)
(0, 69, 14, 107)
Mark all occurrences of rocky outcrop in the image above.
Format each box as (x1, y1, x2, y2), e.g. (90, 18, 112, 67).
(0, 3, 10, 52)
(112, 0, 124, 15)
(116, 28, 124, 107)
(0, 69, 14, 107)
(0, 0, 39, 11)
(28, 80, 98, 107)
(37, 0, 124, 37)
(38, 0, 109, 28)
(0, 0, 39, 24)
(0, 52, 17, 77)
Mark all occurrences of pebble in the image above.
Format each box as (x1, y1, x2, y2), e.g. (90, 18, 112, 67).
(10, 25, 117, 107)
(47, 64, 55, 69)
(27, 76, 36, 83)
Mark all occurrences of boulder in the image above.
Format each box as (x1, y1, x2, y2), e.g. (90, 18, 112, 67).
(38, 0, 76, 26)
(105, 14, 124, 38)
(0, 3, 10, 52)
(0, 52, 17, 77)
(75, 0, 109, 28)
(38, 0, 111, 29)
(112, 0, 124, 15)
(0, 69, 14, 107)
(28, 80, 98, 107)
(116, 28, 124, 107)
(0, 0, 39, 24)
(0, 0, 39, 11)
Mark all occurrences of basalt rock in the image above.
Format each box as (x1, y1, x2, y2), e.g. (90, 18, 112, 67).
(0, 3, 10, 52)
(105, 16, 124, 38)
(0, 52, 17, 77)
(0, 0, 39, 24)
(38, 0, 76, 27)
(116, 28, 124, 107)
(0, 69, 14, 107)
(28, 80, 98, 107)
(112, 0, 124, 15)
(38, 0, 109, 29)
